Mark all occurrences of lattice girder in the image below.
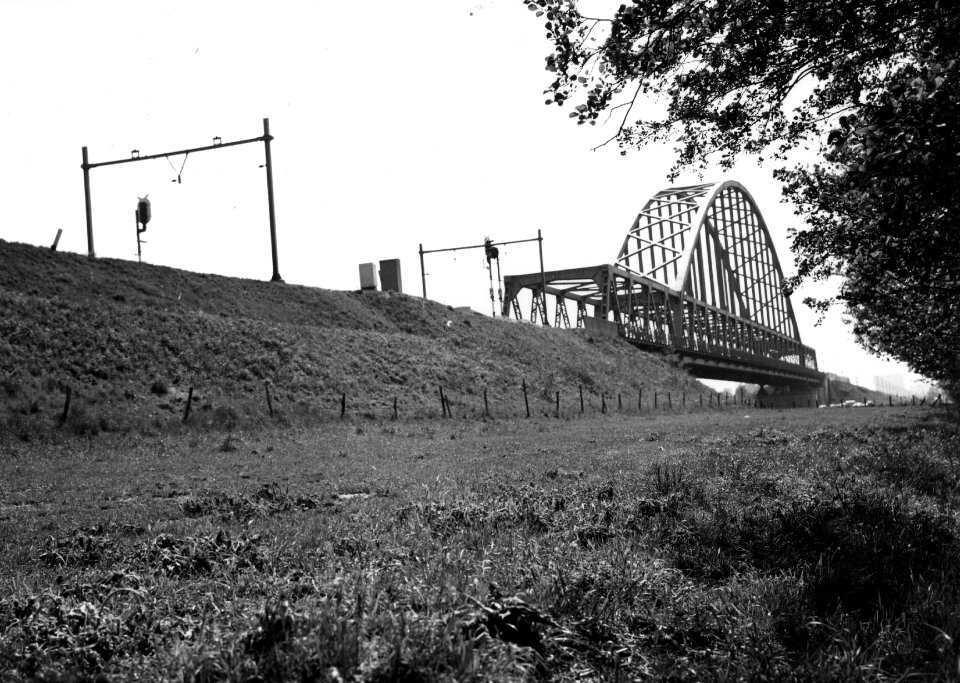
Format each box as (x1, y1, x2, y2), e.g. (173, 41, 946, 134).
(500, 181, 820, 385)
(616, 181, 800, 341)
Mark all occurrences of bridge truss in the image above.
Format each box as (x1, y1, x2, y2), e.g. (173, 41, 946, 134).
(502, 181, 822, 386)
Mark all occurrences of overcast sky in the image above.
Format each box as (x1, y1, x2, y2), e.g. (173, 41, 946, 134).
(0, 0, 929, 390)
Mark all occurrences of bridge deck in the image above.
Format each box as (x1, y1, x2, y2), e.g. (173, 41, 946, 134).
(503, 264, 822, 387)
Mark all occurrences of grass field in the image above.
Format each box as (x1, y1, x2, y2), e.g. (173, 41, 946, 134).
(2, 406, 958, 681)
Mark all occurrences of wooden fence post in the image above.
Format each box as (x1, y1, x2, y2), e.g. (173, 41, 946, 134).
(59, 385, 72, 427)
(340, 392, 346, 419)
(265, 382, 274, 418)
(579, 385, 584, 413)
(183, 387, 194, 423)
(601, 393, 606, 414)
(522, 380, 530, 418)
(638, 388, 643, 412)
(556, 391, 560, 418)
(438, 386, 447, 417)
(393, 396, 398, 420)
(484, 388, 489, 419)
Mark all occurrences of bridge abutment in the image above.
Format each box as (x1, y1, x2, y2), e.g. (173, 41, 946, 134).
(757, 380, 829, 409)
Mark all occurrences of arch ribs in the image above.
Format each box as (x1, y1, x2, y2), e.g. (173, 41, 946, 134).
(502, 180, 821, 386)
(616, 181, 800, 340)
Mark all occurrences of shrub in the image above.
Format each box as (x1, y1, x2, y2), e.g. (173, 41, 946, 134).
(62, 404, 107, 437)
(210, 405, 240, 431)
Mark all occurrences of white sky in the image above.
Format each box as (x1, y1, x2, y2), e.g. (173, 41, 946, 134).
(0, 0, 930, 391)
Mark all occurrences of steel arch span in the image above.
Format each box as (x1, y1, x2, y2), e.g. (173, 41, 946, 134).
(502, 180, 822, 386)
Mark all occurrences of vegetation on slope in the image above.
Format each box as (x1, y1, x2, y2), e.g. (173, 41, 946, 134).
(0, 240, 706, 436)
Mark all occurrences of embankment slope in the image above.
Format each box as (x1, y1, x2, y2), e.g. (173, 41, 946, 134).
(0, 239, 708, 432)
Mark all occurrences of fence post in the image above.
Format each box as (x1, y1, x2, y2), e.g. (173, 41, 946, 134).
(556, 391, 560, 418)
(59, 385, 72, 427)
(682, 392, 686, 409)
(579, 385, 584, 413)
(638, 388, 643, 412)
(438, 386, 447, 417)
(601, 393, 606, 414)
(265, 382, 275, 418)
(668, 392, 672, 409)
(522, 380, 530, 418)
(484, 388, 489, 419)
(654, 391, 658, 409)
(618, 393, 622, 410)
(340, 391, 345, 419)
(393, 396, 398, 420)
(183, 387, 194, 423)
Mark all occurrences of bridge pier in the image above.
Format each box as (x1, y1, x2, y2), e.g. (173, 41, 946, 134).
(757, 380, 829, 409)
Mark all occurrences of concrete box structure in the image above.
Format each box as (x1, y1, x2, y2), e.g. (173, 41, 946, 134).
(359, 263, 378, 290)
(379, 259, 402, 293)
(583, 316, 620, 338)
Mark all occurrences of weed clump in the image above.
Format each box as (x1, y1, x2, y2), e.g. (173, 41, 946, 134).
(149, 377, 169, 396)
(61, 404, 110, 436)
(137, 529, 265, 577)
(181, 483, 323, 521)
(0, 571, 151, 679)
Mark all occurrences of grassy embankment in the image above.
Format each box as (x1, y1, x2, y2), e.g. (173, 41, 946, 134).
(1, 408, 958, 680)
(0, 239, 708, 437)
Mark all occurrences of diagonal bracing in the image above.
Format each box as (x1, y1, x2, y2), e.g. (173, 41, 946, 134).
(502, 180, 820, 385)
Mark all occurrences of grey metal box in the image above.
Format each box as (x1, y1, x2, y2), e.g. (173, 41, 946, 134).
(359, 263, 378, 290)
(379, 259, 402, 293)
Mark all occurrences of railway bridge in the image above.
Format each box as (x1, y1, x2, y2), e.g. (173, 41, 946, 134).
(502, 181, 825, 405)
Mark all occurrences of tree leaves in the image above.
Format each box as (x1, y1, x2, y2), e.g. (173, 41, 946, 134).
(522, 0, 960, 394)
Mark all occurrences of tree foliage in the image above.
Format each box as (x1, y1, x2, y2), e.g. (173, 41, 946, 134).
(524, 0, 960, 392)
